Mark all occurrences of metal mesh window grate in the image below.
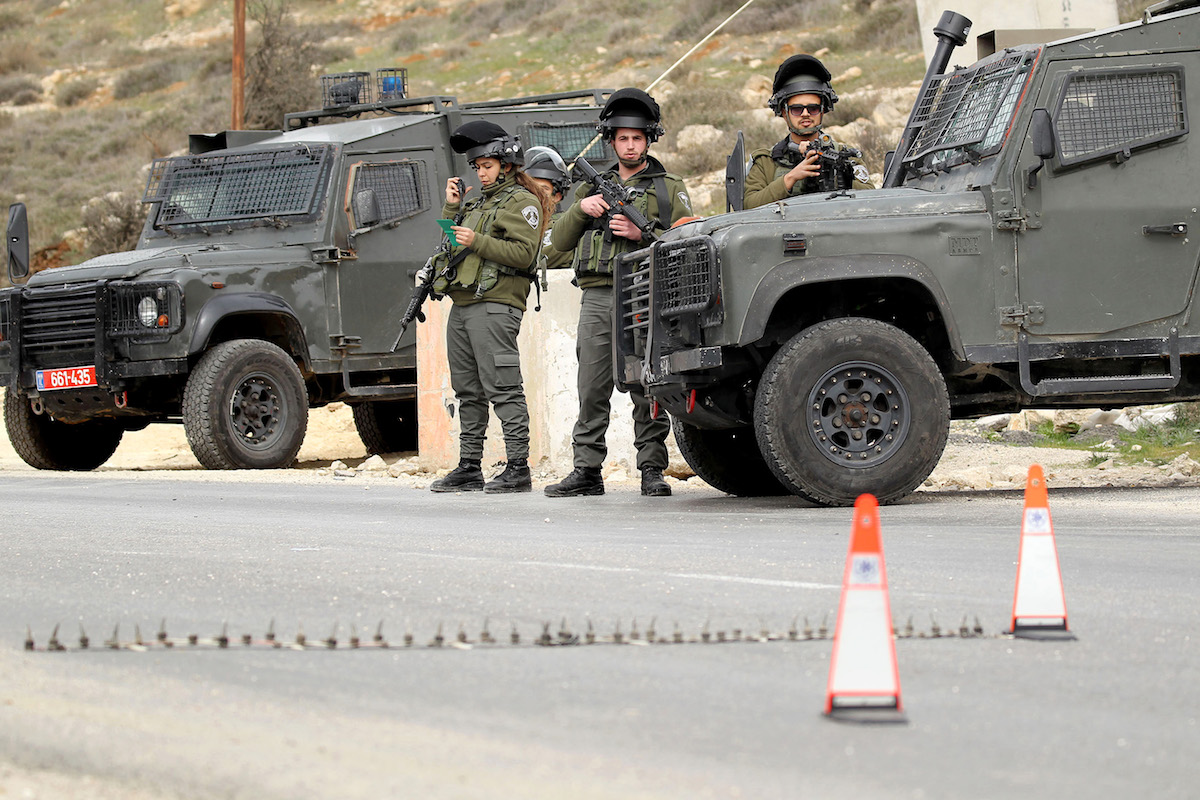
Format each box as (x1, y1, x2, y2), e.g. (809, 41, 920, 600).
(908, 53, 1029, 161)
(519, 122, 613, 163)
(1055, 68, 1187, 166)
(655, 238, 718, 318)
(351, 161, 428, 224)
(144, 145, 332, 227)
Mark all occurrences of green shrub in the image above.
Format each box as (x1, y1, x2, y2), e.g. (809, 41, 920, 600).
(80, 192, 146, 258)
(833, 90, 878, 123)
(0, 74, 41, 104)
(661, 84, 748, 145)
(0, 8, 30, 33)
(113, 61, 187, 100)
(56, 76, 101, 108)
(850, 0, 919, 52)
(244, 0, 344, 129)
(0, 40, 41, 75)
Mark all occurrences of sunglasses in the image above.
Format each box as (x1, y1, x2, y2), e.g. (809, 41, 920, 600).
(787, 103, 823, 116)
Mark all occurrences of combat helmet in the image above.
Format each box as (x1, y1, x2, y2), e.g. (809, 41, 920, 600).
(767, 54, 838, 116)
(523, 146, 571, 194)
(449, 120, 523, 166)
(597, 88, 665, 143)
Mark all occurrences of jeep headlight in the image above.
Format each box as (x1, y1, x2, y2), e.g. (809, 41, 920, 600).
(137, 296, 160, 327)
(109, 281, 184, 338)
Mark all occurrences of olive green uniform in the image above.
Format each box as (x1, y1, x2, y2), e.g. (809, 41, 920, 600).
(438, 171, 541, 462)
(743, 133, 873, 209)
(551, 157, 692, 471)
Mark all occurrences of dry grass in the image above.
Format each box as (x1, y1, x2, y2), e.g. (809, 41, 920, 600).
(0, 0, 928, 268)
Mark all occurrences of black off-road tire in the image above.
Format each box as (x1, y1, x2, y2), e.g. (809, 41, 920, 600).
(754, 317, 949, 507)
(672, 417, 787, 496)
(182, 340, 308, 470)
(352, 397, 418, 455)
(3, 389, 123, 471)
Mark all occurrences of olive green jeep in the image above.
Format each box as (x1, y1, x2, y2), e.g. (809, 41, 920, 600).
(1, 77, 608, 470)
(615, 2, 1200, 505)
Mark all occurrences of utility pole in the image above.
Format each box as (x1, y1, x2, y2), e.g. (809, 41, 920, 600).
(232, 0, 246, 129)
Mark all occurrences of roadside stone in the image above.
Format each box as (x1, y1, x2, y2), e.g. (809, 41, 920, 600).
(676, 124, 724, 153)
(976, 413, 1010, 432)
(1165, 453, 1200, 476)
(357, 454, 388, 472)
(1081, 410, 1122, 431)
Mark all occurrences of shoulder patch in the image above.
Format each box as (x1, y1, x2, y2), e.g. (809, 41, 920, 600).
(678, 192, 692, 214)
(541, 228, 553, 247)
(853, 164, 870, 184)
(522, 205, 540, 229)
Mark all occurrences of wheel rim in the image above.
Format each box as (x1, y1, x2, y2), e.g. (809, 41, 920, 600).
(228, 371, 288, 451)
(806, 360, 910, 469)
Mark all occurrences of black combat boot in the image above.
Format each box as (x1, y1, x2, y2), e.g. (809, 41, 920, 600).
(484, 458, 532, 494)
(430, 459, 484, 493)
(641, 467, 671, 497)
(544, 466, 604, 497)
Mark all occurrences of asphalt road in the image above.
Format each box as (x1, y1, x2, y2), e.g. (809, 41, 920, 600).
(2, 475, 1198, 799)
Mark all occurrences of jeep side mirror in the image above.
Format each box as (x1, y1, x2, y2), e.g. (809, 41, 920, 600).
(7, 203, 30, 282)
(352, 189, 382, 229)
(1026, 109, 1056, 189)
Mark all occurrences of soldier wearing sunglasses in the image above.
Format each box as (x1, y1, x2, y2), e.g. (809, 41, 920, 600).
(743, 55, 873, 209)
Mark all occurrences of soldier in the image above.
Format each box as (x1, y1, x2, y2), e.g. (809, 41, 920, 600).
(743, 54, 873, 210)
(544, 88, 693, 498)
(522, 145, 574, 275)
(428, 121, 554, 494)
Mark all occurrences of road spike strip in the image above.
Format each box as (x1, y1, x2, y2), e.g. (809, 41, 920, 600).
(22, 612, 1003, 652)
(824, 494, 904, 719)
(1010, 465, 1075, 640)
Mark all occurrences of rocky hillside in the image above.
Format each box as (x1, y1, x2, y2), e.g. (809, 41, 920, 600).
(1, 0, 933, 272)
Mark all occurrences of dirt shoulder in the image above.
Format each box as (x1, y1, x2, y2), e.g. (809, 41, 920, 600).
(2, 400, 1198, 494)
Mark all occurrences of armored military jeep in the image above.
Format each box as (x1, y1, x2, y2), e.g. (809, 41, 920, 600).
(615, 2, 1200, 506)
(0, 80, 609, 470)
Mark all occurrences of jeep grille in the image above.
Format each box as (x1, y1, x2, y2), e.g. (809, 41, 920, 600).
(655, 237, 719, 318)
(20, 284, 98, 366)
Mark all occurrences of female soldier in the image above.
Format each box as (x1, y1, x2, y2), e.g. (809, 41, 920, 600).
(429, 121, 553, 494)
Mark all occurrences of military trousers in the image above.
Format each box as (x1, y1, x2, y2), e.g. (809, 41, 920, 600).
(446, 301, 530, 462)
(571, 285, 669, 471)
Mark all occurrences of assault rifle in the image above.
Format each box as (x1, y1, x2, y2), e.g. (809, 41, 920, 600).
(786, 140, 862, 194)
(391, 178, 466, 352)
(574, 157, 658, 242)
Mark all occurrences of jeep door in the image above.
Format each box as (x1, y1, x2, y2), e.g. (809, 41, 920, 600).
(335, 151, 444, 355)
(1014, 56, 1200, 336)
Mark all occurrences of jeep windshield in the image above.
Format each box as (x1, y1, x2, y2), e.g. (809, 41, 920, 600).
(902, 48, 1039, 177)
(142, 144, 334, 234)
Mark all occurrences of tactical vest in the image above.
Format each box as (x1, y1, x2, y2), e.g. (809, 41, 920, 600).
(572, 173, 670, 278)
(433, 182, 536, 296)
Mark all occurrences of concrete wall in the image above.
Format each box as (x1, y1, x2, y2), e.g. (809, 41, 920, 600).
(417, 269, 659, 476)
(915, 0, 1120, 64)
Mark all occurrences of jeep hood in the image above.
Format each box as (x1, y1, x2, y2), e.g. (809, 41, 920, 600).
(24, 244, 308, 286)
(672, 187, 987, 239)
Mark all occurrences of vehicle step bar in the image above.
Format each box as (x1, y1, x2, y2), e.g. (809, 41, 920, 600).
(340, 361, 417, 399)
(1018, 329, 1181, 397)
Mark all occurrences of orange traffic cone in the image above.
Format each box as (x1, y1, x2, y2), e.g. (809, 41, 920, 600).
(1009, 465, 1075, 640)
(824, 494, 904, 719)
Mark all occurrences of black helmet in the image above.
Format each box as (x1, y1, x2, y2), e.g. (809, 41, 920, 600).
(767, 54, 838, 116)
(449, 120, 523, 166)
(523, 146, 570, 194)
(597, 88, 665, 143)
